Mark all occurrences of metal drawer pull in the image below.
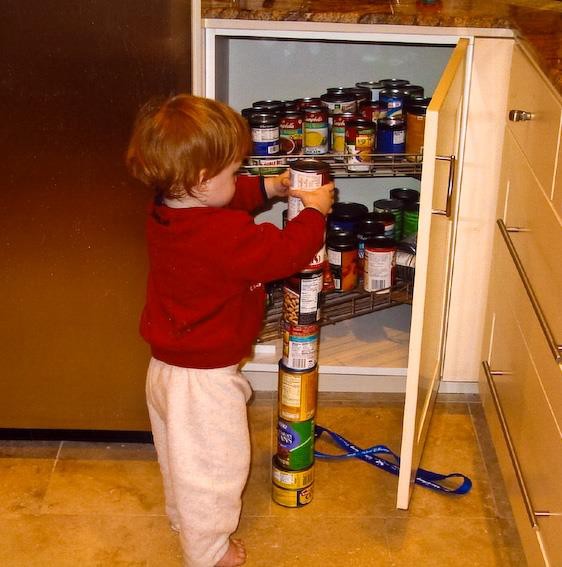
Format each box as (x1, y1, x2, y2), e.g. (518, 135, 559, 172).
(509, 109, 533, 122)
(497, 219, 561, 363)
(482, 361, 538, 528)
(431, 155, 456, 218)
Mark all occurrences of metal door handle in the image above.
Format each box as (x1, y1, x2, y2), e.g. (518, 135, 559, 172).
(509, 110, 533, 122)
(482, 361, 540, 528)
(431, 155, 456, 218)
(497, 219, 561, 362)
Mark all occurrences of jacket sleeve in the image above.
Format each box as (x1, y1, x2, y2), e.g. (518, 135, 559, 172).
(228, 174, 268, 212)
(217, 207, 326, 284)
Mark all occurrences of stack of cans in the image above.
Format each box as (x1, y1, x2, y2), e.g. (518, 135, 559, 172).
(271, 159, 329, 508)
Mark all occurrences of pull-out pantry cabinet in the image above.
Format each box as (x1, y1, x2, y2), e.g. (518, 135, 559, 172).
(194, 17, 514, 508)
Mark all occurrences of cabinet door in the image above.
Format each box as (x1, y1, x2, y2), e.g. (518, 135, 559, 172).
(396, 38, 469, 509)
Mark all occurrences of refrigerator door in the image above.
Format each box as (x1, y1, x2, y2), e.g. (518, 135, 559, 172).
(1, 0, 190, 430)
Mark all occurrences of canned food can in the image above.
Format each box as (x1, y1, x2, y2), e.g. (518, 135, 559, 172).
(374, 198, 405, 241)
(288, 159, 331, 220)
(405, 96, 431, 159)
(280, 110, 304, 157)
(326, 230, 358, 292)
(372, 212, 396, 239)
(277, 416, 315, 469)
(345, 119, 375, 172)
(356, 80, 385, 102)
(389, 188, 420, 204)
(272, 482, 314, 508)
(403, 202, 420, 237)
(282, 269, 323, 326)
(252, 99, 285, 113)
(376, 117, 406, 154)
(303, 106, 329, 155)
(379, 78, 410, 88)
(272, 456, 314, 490)
(320, 91, 357, 115)
(282, 322, 319, 371)
(327, 201, 368, 234)
(364, 237, 397, 293)
(297, 97, 323, 109)
(357, 216, 385, 272)
(359, 100, 387, 124)
(379, 88, 404, 118)
(331, 112, 359, 156)
(249, 112, 284, 174)
(278, 364, 318, 422)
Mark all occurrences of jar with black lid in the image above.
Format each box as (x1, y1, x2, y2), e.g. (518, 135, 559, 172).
(326, 230, 358, 292)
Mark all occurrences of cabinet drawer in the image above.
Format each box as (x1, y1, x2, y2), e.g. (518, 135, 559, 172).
(501, 130, 562, 343)
(486, 234, 562, 513)
(507, 46, 561, 194)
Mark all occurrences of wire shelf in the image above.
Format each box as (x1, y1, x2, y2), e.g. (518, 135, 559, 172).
(241, 153, 422, 178)
(257, 280, 413, 343)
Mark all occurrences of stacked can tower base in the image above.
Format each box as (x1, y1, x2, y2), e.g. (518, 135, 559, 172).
(271, 160, 329, 508)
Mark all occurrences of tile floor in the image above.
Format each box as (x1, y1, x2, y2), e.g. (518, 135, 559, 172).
(0, 393, 526, 566)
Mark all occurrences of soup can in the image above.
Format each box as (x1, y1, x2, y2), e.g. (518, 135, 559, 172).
(282, 322, 320, 371)
(359, 100, 387, 124)
(249, 112, 284, 174)
(327, 201, 368, 233)
(252, 99, 285, 113)
(277, 417, 315, 470)
(297, 97, 323, 109)
(280, 110, 304, 157)
(327, 230, 358, 292)
(303, 106, 329, 155)
(278, 363, 318, 422)
(272, 456, 314, 490)
(345, 119, 375, 172)
(320, 91, 357, 115)
(288, 159, 331, 220)
(376, 117, 406, 154)
(357, 216, 385, 273)
(331, 112, 359, 156)
(356, 80, 385, 102)
(272, 481, 314, 508)
(283, 269, 323, 326)
(374, 198, 405, 241)
(363, 237, 397, 293)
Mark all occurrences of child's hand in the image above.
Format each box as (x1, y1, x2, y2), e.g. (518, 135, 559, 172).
(264, 170, 290, 199)
(290, 181, 335, 217)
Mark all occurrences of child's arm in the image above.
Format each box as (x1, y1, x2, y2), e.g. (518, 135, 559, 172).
(228, 170, 290, 212)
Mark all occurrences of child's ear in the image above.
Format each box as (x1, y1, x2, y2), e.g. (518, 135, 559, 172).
(198, 169, 208, 185)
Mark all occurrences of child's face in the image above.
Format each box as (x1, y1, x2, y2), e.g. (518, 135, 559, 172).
(198, 161, 241, 208)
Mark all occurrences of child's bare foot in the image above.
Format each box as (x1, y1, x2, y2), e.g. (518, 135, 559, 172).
(215, 538, 246, 567)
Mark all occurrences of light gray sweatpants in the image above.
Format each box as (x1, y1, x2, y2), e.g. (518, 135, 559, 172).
(146, 357, 252, 567)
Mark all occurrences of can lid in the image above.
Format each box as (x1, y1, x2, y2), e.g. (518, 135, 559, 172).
(389, 188, 420, 203)
(377, 116, 406, 128)
(327, 229, 357, 247)
(379, 88, 405, 99)
(290, 159, 331, 174)
(346, 118, 375, 130)
(331, 202, 369, 220)
(280, 110, 305, 119)
(320, 91, 356, 102)
(253, 99, 284, 110)
(357, 216, 385, 236)
(249, 112, 280, 126)
(398, 85, 425, 98)
(356, 80, 385, 89)
(374, 198, 405, 211)
(380, 78, 410, 88)
(364, 236, 397, 248)
(405, 96, 432, 115)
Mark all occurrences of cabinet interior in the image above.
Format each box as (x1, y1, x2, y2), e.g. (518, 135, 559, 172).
(210, 32, 456, 385)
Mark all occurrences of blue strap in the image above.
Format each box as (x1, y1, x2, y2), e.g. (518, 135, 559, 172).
(314, 424, 472, 495)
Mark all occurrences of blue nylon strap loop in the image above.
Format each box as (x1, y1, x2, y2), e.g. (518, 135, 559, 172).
(314, 424, 472, 495)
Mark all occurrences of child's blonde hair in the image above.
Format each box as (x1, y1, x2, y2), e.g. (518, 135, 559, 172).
(127, 94, 251, 199)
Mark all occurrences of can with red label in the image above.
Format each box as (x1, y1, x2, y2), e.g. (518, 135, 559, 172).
(330, 112, 359, 156)
(345, 119, 375, 172)
(280, 110, 304, 158)
(303, 106, 329, 155)
(359, 100, 387, 123)
(297, 97, 322, 109)
(363, 237, 397, 293)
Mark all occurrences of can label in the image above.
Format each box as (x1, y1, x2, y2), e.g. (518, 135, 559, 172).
(277, 417, 315, 469)
(345, 123, 375, 172)
(283, 272, 323, 326)
(272, 457, 314, 490)
(280, 113, 304, 157)
(251, 125, 280, 156)
(327, 248, 358, 291)
(331, 113, 358, 156)
(288, 168, 325, 220)
(377, 126, 405, 154)
(304, 108, 329, 155)
(364, 248, 396, 292)
(282, 322, 319, 370)
(272, 482, 314, 508)
(278, 366, 318, 422)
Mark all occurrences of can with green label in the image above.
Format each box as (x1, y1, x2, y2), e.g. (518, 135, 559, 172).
(277, 417, 315, 470)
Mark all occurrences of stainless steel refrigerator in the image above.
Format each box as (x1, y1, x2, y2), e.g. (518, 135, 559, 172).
(1, 0, 191, 431)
